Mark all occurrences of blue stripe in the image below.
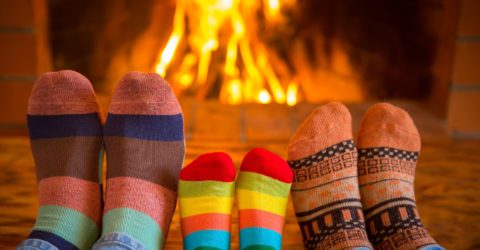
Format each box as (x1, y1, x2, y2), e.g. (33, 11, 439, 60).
(184, 230, 230, 250)
(240, 227, 282, 250)
(27, 113, 102, 139)
(103, 113, 184, 141)
(29, 230, 78, 250)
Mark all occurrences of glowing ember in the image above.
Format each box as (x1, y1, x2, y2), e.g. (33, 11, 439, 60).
(154, 0, 298, 105)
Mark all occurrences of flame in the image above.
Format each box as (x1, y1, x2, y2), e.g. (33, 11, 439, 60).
(154, 0, 298, 105)
(286, 82, 298, 106)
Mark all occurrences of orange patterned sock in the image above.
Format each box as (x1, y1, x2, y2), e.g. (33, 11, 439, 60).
(287, 102, 372, 250)
(356, 103, 442, 250)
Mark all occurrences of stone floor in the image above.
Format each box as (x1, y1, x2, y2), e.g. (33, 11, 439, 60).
(0, 100, 479, 249)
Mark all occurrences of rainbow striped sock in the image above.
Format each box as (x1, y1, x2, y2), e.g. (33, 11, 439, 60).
(24, 71, 103, 250)
(179, 152, 236, 250)
(99, 72, 185, 249)
(236, 148, 293, 250)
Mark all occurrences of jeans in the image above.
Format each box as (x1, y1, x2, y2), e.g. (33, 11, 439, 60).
(17, 233, 145, 250)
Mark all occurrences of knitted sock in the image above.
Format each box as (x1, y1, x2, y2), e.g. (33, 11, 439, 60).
(236, 148, 293, 250)
(22, 70, 103, 250)
(287, 102, 372, 250)
(178, 152, 236, 250)
(99, 72, 185, 249)
(356, 103, 440, 250)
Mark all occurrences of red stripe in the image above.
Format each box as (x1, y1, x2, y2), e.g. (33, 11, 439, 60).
(104, 177, 177, 233)
(38, 176, 101, 224)
(181, 213, 231, 236)
(239, 209, 285, 234)
(180, 152, 236, 182)
(240, 148, 293, 183)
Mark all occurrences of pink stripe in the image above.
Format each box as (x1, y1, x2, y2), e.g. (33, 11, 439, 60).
(38, 176, 101, 224)
(104, 177, 177, 233)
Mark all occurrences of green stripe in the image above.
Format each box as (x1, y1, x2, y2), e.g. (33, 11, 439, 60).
(236, 172, 291, 197)
(102, 208, 163, 250)
(33, 205, 99, 250)
(179, 180, 235, 197)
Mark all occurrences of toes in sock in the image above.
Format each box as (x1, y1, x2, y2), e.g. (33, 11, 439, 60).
(179, 152, 236, 250)
(22, 70, 103, 250)
(99, 72, 185, 250)
(237, 148, 293, 250)
(287, 102, 372, 250)
(357, 103, 440, 249)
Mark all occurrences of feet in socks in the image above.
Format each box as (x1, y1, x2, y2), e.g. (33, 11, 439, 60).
(98, 72, 185, 249)
(287, 102, 372, 249)
(356, 103, 440, 249)
(179, 152, 236, 250)
(236, 148, 293, 250)
(23, 70, 103, 250)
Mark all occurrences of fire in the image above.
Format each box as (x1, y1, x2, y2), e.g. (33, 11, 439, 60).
(154, 0, 298, 105)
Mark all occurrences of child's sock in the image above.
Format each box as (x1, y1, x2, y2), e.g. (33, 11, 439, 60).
(236, 148, 293, 250)
(356, 103, 441, 250)
(98, 72, 185, 249)
(287, 102, 372, 250)
(178, 152, 236, 250)
(21, 70, 103, 250)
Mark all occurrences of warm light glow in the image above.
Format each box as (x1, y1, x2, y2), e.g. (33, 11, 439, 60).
(258, 89, 272, 104)
(286, 82, 298, 106)
(154, 0, 299, 105)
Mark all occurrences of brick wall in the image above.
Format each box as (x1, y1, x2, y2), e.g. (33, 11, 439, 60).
(447, 0, 480, 138)
(0, 0, 51, 135)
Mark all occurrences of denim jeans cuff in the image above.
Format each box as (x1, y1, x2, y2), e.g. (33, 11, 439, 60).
(92, 233, 145, 250)
(17, 239, 59, 250)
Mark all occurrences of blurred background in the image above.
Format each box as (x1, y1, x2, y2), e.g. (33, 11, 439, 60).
(0, 0, 479, 249)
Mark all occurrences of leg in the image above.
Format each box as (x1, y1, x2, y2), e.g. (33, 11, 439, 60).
(356, 103, 443, 250)
(93, 72, 185, 250)
(287, 102, 372, 249)
(18, 71, 103, 250)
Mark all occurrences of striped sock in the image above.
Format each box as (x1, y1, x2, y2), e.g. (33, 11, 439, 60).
(236, 148, 293, 250)
(287, 102, 372, 250)
(24, 70, 103, 250)
(178, 152, 236, 250)
(356, 103, 440, 249)
(100, 72, 185, 249)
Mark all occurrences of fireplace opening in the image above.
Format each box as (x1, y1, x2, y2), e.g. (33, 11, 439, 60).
(47, 0, 441, 105)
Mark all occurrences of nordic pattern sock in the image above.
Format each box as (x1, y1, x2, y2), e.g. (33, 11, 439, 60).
(236, 148, 293, 250)
(287, 102, 372, 250)
(101, 72, 185, 249)
(356, 103, 439, 250)
(178, 152, 236, 250)
(25, 70, 103, 250)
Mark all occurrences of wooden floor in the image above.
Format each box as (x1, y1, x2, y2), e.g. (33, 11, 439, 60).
(1, 100, 480, 249)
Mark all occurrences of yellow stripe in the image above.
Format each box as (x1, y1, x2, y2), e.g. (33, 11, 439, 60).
(179, 196, 234, 217)
(236, 189, 288, 216)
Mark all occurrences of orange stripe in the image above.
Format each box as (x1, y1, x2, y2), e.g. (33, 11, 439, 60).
(238, 209, 285, 234)
(38, 176, 101, 224)
(104, 177, 177, 234)
(181, 213, 231, 236)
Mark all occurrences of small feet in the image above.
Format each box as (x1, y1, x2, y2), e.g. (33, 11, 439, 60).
(357, 103, 439, 249)
(237, 148, 293, 250)
(179, 152, 236, 250)
(288, 102, 372, 250)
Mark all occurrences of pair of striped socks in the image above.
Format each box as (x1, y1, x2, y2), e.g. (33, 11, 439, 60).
(23, 70, 185, 249)
(287, 102, 441, 249)
(178, 148, 293, 250)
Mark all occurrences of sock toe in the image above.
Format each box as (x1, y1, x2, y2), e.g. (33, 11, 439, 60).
(240, 148, 292, 183)
(180, 152, 235, 182)
(109, 72, 181, 115)
(288, 102, 352, 160)
(357, 102, 420, 151)
(28, 70, 99, 115)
